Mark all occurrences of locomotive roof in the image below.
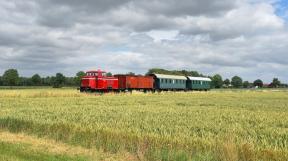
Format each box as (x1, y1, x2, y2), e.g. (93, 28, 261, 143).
(153, 74, 187, 80)
(187, 77, 211, 81)
(86, 70, 106, 73)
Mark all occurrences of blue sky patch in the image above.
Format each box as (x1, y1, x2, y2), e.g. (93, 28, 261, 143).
(274, 0, 288, 20)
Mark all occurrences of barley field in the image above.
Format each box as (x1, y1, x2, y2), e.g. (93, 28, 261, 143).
(0, 88, 287, 161)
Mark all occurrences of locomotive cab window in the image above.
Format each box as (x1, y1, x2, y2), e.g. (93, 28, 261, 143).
(86, 72, 98, 76)
(102, 72, 107, 76)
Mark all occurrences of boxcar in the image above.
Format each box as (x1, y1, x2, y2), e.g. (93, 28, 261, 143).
(186, 77, 211, 90)
(114, 75, 154, 91)
(152, 74, 187, 90)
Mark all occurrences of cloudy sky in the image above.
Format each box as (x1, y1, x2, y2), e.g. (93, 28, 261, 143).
(0, 0, 287, 82)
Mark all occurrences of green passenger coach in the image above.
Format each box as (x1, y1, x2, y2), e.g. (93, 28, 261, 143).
(187, 77, 212, 90)
(152, 74, 187, 90)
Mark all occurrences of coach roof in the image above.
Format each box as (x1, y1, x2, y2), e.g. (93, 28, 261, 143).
(188, 77, 211, 81)
(153, 74, 187, 80)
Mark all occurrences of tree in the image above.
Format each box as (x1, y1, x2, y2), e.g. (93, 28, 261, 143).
(281, 83, 288, 88)
(231, 76, 243, 88)
(65, 77, 75, 86)
(211, 74, 223, 88)
(106, 72, 113, 76)
(126, 72, 135, 75)
(0, 76, 3, 86)
(74, 71, 85, 86)
(42, 76, 52, 86)
(31, 74, 41, 86)
(2, 69, 19, 86)
(253, 79, 263, 88)
(271, 78, 281, 88)
(224, 79, 230, 87)
(18, 77, 32, 86)
(52, 73, 65, 88)
(243, 81, 250, 88)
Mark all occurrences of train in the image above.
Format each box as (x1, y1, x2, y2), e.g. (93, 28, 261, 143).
(80, 69, 211, 92)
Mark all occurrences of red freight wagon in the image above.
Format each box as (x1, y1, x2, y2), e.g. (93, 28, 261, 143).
(80, 70, 118, 92)
(114, 75, 154, 91)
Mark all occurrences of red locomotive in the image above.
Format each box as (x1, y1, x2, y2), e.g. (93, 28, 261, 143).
(80, 70, 119, 92)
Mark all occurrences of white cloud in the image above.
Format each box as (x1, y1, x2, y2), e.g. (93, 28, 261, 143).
(0, 0, 287, 83)
(147, 30, 179, 42)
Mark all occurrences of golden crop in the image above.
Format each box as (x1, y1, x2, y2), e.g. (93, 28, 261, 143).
(0, 89, 287, 160)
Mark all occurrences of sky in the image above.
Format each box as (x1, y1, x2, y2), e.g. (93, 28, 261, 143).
(0, 0, 288, 83)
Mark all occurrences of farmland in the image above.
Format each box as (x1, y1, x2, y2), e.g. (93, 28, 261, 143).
(0, 89, 288, 160)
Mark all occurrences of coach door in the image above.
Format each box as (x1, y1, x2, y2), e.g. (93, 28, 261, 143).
(107, 79, 113, 89)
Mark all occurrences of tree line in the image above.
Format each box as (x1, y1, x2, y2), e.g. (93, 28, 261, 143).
(0, 68, 287, 88)
(0, 69, 85, 88)
(209, 74, 286, 89)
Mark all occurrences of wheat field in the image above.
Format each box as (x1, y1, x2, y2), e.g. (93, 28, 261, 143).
(0, 88, 287, 161)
